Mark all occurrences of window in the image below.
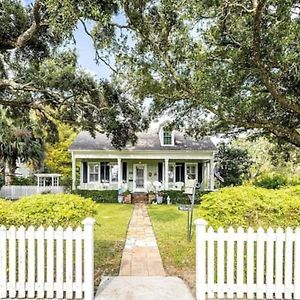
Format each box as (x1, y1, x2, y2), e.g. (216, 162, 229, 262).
(163, 131, 172, 145)
(89, 164, 99, 182)
(100, 162, 109, 182)
(53, 177, 58, 186)
(186, 163, 197, 180)
(110, 163, 118, 183)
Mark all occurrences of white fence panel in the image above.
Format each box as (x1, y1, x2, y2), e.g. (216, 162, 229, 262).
(0, 185, 65, 199)
(0, 218, 95, 299)
(195, 219, 300, 300)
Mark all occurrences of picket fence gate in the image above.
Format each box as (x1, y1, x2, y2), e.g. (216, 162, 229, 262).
(195, 219, 300, 300)
(0, 218, 95, 300)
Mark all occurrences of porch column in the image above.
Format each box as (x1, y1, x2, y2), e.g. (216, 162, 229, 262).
(117, 158, 122, 189)
(164, 158, 169, 190)
(72, 154, 76, 190)
(209, 158, 214, 191)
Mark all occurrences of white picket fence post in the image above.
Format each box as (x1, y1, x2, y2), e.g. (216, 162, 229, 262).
(0, 218, 95, 299)
(83, 217, 96, 300)
(195, 219, 207, 300)
(195, 219, 300, 300)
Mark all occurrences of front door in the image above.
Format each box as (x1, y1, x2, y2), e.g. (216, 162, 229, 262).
(133, 164, 147, 191)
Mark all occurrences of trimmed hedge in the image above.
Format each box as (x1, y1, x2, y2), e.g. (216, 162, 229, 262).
(162, 190, 211, 204)
(0, 194, 96, 227)
(74, 189, 118, 203)
(199, 185, 300, 229)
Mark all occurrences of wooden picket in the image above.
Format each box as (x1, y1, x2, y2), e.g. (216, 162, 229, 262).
(195, 219, 300, 300)
(0, 218, 95, 300)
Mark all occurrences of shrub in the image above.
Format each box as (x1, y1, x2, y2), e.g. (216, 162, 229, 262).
(161, 190, 210, 204)
(198, 185, 300, 229)
(0, 194, 96, 227)
(74, 189, 118, 203)
(12, 176, 36, 186)
(253, 173, 288, 189)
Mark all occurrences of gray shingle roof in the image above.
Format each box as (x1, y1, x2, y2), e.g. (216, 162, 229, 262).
(70, 127, 217, 151)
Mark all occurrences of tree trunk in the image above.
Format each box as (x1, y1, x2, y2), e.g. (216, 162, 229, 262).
(7, 161, 17, 186)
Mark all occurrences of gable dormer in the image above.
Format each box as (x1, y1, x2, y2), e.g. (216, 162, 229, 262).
(159, 126, 175, 146)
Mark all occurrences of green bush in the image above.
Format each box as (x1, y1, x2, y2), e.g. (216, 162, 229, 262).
(162, 190, 210, 204)
(0, 194, 96, 227)
(74, 189, 118, 203)
(12, 176, 36, 186)
(253, 173, 288, 189)
(198, 185, 300, 229)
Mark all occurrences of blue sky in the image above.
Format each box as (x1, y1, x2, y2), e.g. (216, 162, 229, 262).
(23, 0, 112, 80)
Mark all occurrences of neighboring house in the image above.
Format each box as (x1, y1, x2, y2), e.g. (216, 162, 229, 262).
(69, 122, 217, 193)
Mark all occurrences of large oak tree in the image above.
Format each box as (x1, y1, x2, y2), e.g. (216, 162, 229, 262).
(94, 0, 300, 147)
(0, 0, 145, 148)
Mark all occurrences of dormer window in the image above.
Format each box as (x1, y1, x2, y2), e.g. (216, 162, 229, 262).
(163, 131, 172, 145)
(160, 127, 174, 146)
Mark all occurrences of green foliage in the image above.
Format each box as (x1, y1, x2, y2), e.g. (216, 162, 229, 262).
(199, 186, 300, 229)
(253, 173, 300, 189)
(11, 176, 36, 186)
(74, 189, 118, 203)
(44, 123, 76, 186)
(253, 173, 288, 189)
(216, 142, 252, 187)
(0, 194, 96, 227)
(161, 190, 209, 204)
(0, 0, 145, 149)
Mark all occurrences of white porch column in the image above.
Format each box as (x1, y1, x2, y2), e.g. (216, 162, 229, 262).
(164, 158, 169, 190)
(72, 154, 76, 190)
(209, 158, 214, 191)
(117, 158, 122, 189)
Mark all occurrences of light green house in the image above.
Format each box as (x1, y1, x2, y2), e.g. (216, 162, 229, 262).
(69, 122, 216, 193)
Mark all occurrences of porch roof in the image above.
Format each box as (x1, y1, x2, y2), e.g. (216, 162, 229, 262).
(70, 130, 216, 152)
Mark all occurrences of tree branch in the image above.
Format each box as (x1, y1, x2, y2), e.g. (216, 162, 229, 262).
(253, 0, 300, 117)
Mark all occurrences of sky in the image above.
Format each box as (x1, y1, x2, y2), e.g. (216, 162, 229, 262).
(23, 0, 113, 80)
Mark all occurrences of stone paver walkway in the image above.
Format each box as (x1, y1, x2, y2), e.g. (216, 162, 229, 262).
(95, 203, 194, 300)
(119, 203, 165, 276)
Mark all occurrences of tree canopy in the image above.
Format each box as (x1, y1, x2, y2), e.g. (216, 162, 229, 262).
(0, 0, 145, 148)
(93, 0, 300, 147)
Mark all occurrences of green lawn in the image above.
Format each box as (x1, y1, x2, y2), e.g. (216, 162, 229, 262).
(94, 204, 133, 284)
(148, 204, 202, 293)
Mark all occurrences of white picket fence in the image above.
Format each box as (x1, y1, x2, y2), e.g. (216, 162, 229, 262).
(0, 185, 65, 199)
(195, 219, 300, 300)
(0, 218, 95, 299)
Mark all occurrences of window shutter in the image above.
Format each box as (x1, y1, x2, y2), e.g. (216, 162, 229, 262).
(181, 162, 185, 182)
(175, 163, 180, 182)
(105, 163, 110, 181)
(198, 162, 203, 184)
(122, 162, 127, 182)
(82, 162, 88, 183)
(158, 162, 163, 182)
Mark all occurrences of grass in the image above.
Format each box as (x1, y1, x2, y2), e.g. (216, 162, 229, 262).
(148, 204, 202, 294)
(94, 203, 133, 285)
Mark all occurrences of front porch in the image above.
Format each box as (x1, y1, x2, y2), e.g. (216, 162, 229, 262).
(72, 152, 215, 192)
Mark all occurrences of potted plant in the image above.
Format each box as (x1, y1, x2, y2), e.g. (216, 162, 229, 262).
(123, 190, 132, 204)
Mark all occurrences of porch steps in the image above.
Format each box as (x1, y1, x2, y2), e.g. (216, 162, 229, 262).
(131, 193, 148, 204)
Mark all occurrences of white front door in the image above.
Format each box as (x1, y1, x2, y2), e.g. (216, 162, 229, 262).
(133, 164, 147, 191)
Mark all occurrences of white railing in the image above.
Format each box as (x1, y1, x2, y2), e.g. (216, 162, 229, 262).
(195, 219, 300, 300)
(0, 218, 95, 299)
(0, 185, 65, 199)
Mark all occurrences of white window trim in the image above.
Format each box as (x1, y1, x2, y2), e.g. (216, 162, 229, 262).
(185, 163, 198, 181)
(88, 163, 100, 183)
(160, 127, 175, 146)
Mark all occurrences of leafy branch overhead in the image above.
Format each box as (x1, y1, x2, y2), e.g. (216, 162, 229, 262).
(93, 0, 300, 146)
(0, 0, 145, 148)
